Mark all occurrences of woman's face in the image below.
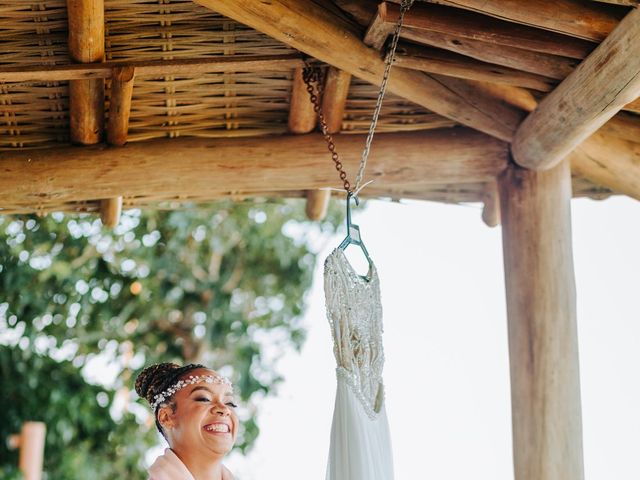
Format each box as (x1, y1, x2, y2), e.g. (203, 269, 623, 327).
(160, 368, 238, 457)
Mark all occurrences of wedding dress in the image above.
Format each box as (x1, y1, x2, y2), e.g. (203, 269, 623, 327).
(324, 248, 394, 480)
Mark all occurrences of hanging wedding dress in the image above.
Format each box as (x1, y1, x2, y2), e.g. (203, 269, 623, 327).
(324, 248, 393, 480)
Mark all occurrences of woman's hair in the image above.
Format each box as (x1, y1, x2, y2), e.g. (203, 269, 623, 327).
(135, 362, 205, 438)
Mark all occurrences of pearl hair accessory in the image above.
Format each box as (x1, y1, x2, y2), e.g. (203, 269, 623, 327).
(150, 374, 233, 410)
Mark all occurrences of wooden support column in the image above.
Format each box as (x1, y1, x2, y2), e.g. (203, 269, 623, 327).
(67, 0, 105, 145)
(498, 159, 584, 480)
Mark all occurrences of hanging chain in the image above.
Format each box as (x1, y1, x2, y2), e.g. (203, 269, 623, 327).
(302, 65, 353, 193)
(302, 0, 414, 196)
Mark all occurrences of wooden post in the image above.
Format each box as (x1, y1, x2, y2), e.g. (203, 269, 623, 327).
(8, 422, 46, 480)
(498, 159, 584, 480)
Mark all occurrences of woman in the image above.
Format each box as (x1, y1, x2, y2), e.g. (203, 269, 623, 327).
(135, 362, 238, 480)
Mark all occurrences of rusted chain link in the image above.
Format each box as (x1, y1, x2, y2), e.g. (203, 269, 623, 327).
(302, 0, 415, 196)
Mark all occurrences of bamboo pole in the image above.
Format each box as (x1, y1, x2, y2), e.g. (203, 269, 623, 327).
(498, 159, 584, 480)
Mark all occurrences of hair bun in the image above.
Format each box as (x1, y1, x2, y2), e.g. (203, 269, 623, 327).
(135, 362, 181, 404)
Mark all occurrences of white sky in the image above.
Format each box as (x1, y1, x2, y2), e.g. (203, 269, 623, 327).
(223, 196, 640, 480)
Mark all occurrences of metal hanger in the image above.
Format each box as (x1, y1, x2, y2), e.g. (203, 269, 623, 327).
(338, 192, 373, 279)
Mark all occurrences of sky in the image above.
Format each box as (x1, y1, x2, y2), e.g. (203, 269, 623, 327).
(217, 195, 640, 480)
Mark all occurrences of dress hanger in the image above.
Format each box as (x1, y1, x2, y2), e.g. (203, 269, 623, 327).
(303, 1, 414, 279)
(338, 192, 374, 277)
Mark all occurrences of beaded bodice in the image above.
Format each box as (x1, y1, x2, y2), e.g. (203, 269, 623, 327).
(324, 248, 385, 419)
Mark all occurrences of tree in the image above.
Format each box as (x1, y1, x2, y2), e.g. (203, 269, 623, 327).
(0, 198, 343, 478)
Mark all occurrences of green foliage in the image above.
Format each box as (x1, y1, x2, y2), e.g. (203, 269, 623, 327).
(0, 198, 343, 478)
(0, 345, 154, 479)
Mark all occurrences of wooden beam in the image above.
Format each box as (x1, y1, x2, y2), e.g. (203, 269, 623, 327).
(383, 2, 596, 59)
(0, 55, 303, 83)
(481, 182, 500, 227)
(401, 28, 577, 80)
(430, 75, 527, 132)
(287, 66, 327, 219)
(106, 66, 135, 147)
(103, 66, 134, 228)
(512, 8, 640, 170)
(363, 5, 394, 50)
(0, 129, 508, 207)
(596, 112, 640, 142)
(305, 189, 332, 221)
(592, 0, 638, 6)
(192, 0, 525, 141)
(471, 81, 538, 112)
(625, 97, 640, 113)
(420, 0, 625, 41)
(288, 67, 317, 134)
(570, 131, 640, 200)
(99, 197, 123, 228)
(396, 45, 556, 92)
(67, 0, 105, 145)
(322, 67, 352, 134)
(498, 159, 585, 480)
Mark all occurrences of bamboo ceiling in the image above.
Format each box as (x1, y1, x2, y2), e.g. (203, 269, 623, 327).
(0, 0, 638, 218)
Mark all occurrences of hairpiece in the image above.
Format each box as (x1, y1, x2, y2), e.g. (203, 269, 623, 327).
(150, 374, 233, 410)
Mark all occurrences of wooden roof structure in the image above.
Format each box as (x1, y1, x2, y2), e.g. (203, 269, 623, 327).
(1, 1, 639, 478)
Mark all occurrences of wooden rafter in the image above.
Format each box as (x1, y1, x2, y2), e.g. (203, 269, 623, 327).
(571, 131, 640, 201)
(0, 55, 303, 83)
(106, 66, 135, 147)
(321, 67, 352, 134)
(418, 0, 625, 41)
(512, 7, 640, 170)
(400, 28, 577, 80)
(381, 2, 596, 59)
(66, 0, 122, 227)
(592, 0, 638, 6)
(192, 0, 524, 141)
(286, 66, 329, 220)
(0, 129, 509, 207)
(67, 0, 105, 145)
(288, 67, 317, 134)
(395, 45, 556, 92)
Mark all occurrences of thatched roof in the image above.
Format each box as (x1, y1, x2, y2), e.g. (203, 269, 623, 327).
(0, 0, 638, 220)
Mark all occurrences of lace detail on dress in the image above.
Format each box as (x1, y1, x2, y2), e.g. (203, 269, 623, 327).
(324, 248, 385, 420)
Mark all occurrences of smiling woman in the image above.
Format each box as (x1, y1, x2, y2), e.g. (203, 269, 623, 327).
(135, 363, 238, 480)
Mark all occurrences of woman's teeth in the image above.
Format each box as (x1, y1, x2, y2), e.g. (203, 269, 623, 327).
(204, 424, 230, 433)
